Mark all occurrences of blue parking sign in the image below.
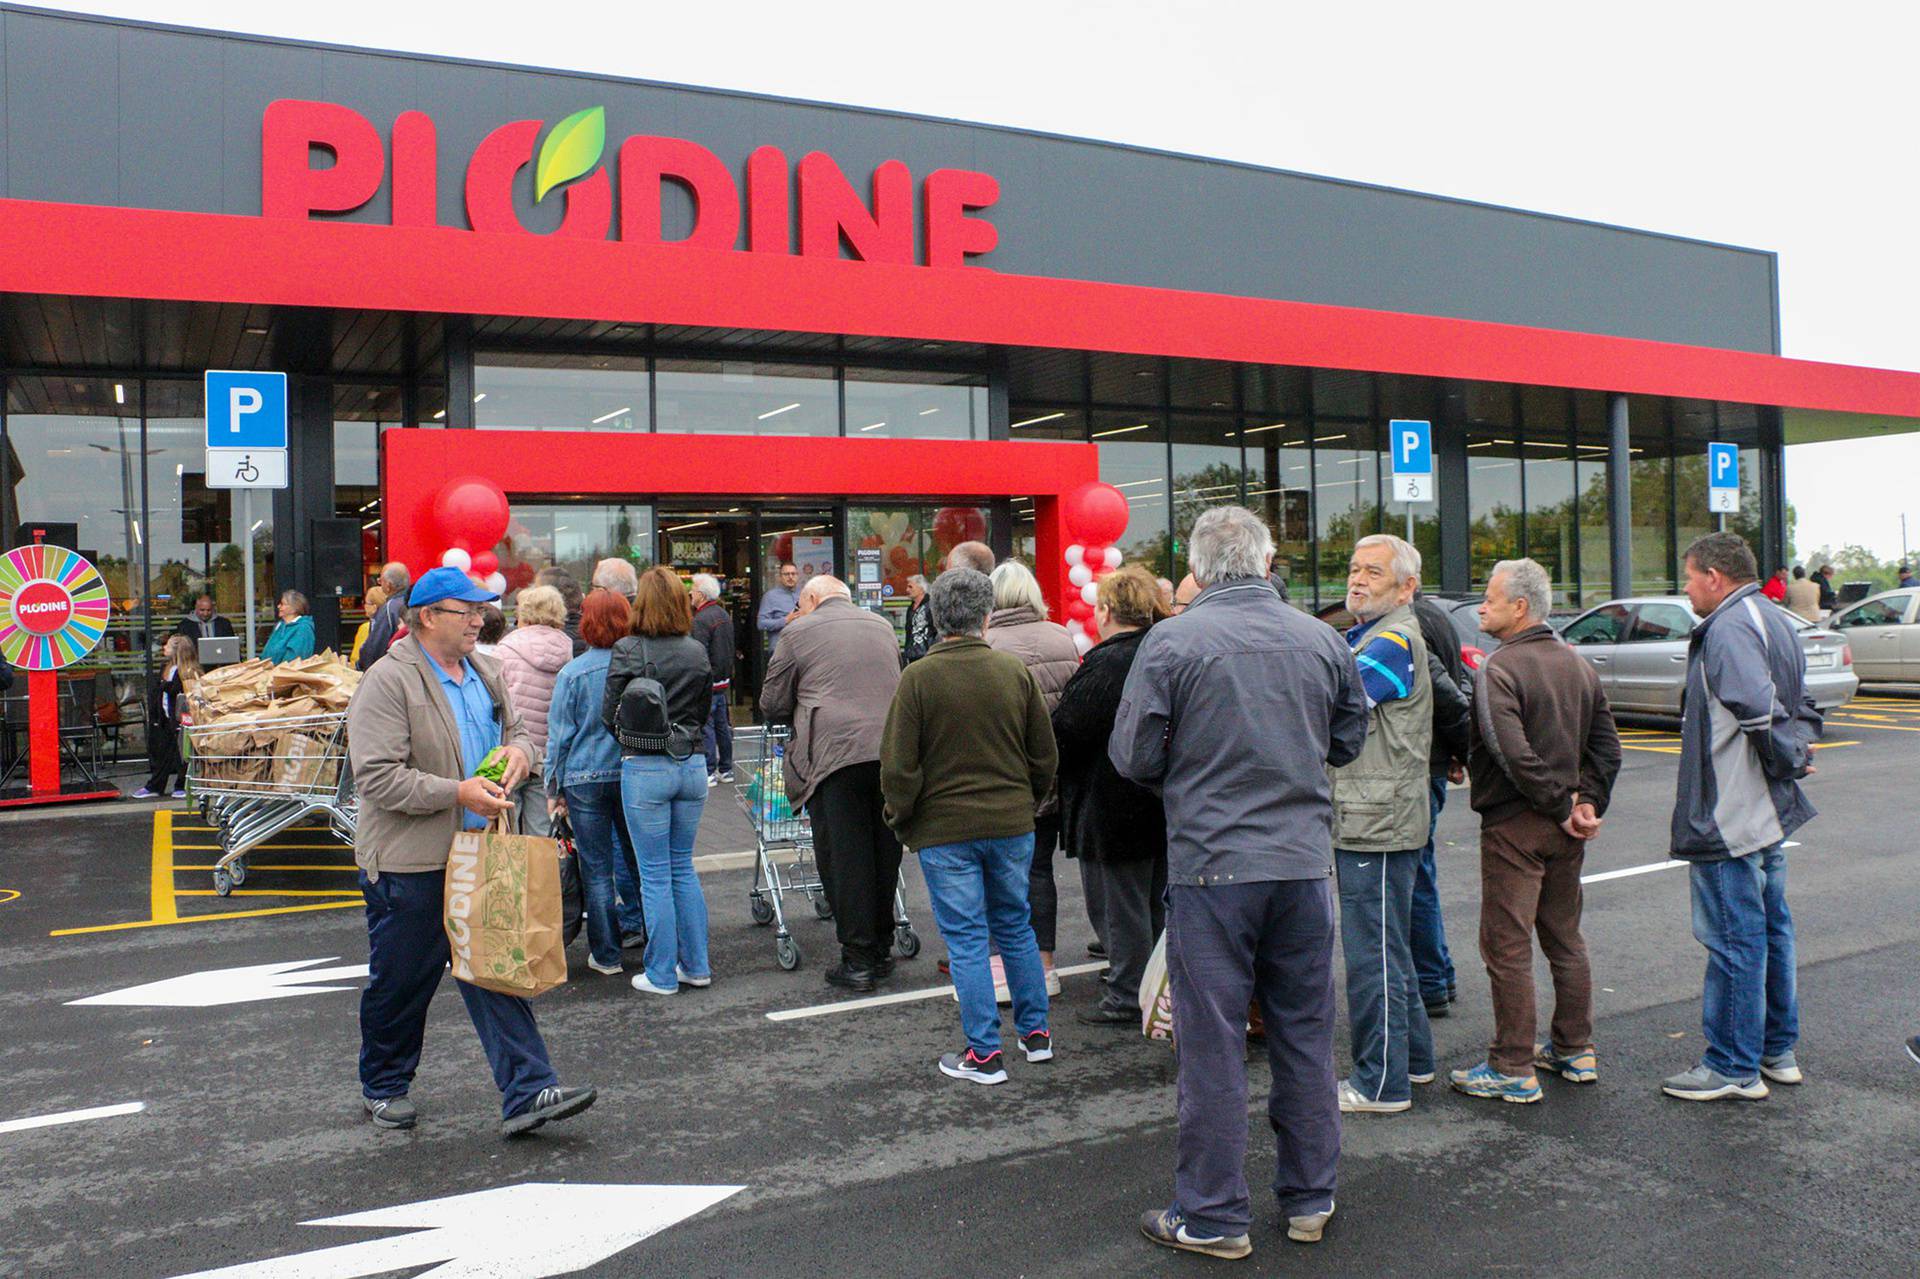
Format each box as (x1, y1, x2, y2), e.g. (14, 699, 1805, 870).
(1708, 441, 1738, 489)
(1390, 419, 1432, 475)
(204, 371, 288, 449)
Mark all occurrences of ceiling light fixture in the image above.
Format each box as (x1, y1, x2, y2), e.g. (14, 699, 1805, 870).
(114, 383, 125, 404)
(758, 403, 801, 420)
(860, 421, 886, 432)
(1011, 412, 1067, 429)
(1093, 422, 1152, 438)
(1241, 423, 1288, 434)
(590, 406, 632, 425)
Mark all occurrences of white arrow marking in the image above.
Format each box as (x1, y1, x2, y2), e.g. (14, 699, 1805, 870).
(68, 957, 371, 1008)
(0, 1101, 146, 1134)
(165, 1182, 743, 1279)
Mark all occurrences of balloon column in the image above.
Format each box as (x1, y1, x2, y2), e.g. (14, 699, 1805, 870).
(430, 476, 512, 596)
(1060, 481, 1130, 655)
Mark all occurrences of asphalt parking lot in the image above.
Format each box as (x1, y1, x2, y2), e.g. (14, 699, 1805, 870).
(1, 692, 1916, 1277)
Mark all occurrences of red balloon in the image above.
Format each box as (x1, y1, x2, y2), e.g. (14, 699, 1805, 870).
(470, 550, 499, 578)
(1065, 482, 1130, 546)
(932, 505, 987, 551)
(433, 476, 511, 553)
(772, 534, 794, 564)
(504, 562, 537, 592)
(1067, 597, 1096, 623)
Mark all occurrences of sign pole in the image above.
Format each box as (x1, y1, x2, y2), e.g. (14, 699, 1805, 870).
(241, 488, 257, 660)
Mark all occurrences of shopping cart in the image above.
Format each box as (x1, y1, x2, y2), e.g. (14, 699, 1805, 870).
(738, 724, 920, 971)
(185, 708, 356, 896)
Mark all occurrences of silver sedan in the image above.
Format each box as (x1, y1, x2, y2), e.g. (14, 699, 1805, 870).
(1826, 589, 1920, 682)
(1557, 595, 1857, 716)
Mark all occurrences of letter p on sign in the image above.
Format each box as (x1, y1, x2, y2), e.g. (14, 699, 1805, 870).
(204, 371, 289, 451)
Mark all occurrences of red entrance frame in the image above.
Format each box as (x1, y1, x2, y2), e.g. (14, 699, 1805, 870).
(383, 429, 1101, 615)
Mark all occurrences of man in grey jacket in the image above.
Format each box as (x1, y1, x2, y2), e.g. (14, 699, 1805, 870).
(1663, 532, 1819, 1102)
(762, 575, 904, 992)
(1113, 506, 1368, 1262)
(347, 566, 595, 1137)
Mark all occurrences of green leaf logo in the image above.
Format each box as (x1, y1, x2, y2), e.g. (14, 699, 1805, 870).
(534, 106, 606, 202)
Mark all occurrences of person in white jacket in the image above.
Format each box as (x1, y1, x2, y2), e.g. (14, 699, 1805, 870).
(495, 585, 576, 839)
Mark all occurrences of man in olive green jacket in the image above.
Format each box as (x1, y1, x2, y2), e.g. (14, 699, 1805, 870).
(346, 566, 594, 1138)
(1331, 535, 1436, 1116)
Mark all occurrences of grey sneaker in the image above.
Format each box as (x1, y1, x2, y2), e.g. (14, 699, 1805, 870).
(1139, 1206, 1251, 1260)
(1287, 1201, 1334, 1243)
(502, 1085, 596, 1137)
(363, 1095, 416, 1129)
(1662, 1064, 1768, 1102)
(1760, 1051, 1803, 1085)
(1906, 1035, 1920, 1066)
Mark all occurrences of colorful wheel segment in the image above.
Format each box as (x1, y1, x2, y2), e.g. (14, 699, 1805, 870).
(0, 544, 112, 671)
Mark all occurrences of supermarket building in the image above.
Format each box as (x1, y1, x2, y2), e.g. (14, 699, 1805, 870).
(5, 3, 1920, 732)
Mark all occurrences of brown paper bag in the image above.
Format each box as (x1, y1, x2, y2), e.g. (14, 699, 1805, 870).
(444, 815, 568, 997)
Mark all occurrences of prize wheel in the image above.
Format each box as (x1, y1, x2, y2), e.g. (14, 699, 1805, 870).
(0, 544, 111, 670)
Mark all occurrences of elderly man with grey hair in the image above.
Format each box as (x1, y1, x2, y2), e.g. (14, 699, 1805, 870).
(763, 573, 906, 991)
(688, 572, 736, 785)
(901, 573, 934, 665)
(1111, 506, 1366, 1261)
(591, 557, 639, 601)
(355, 560, 414, 671)
(881, 568, 1058, 1083)
(1450, 556, 1620, 1104)
(944, 541, 995, 574)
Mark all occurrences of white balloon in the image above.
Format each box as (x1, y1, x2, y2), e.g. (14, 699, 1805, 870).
(1081, 581, 1099, 606)
(1065, 544, 1085, 567)
(1103, 546, 1123, 570)
(1071, 629, 1094, 655)
(485, 571, 507, 595)
(440, 547, 472, 572)
(1068, 564, 1093, 588)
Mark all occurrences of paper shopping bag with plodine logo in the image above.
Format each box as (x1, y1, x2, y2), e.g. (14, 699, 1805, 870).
(444, 815, 568, 997)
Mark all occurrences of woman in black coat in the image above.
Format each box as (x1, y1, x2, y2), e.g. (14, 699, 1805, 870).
(1052, 564, 1171, 1025)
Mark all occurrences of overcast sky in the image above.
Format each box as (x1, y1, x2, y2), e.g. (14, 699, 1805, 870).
(59, 0, 1920, 562)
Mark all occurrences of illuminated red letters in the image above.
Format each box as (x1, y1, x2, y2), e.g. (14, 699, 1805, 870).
(260, 100, 998, 267)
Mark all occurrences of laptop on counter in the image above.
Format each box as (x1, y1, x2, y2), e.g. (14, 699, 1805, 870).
(198, 636, 240, 667)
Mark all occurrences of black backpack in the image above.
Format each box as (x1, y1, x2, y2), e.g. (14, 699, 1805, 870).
(613, 637, 701, 760)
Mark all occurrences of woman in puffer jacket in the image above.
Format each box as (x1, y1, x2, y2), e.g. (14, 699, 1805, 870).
(496, 584, 576, 838)
(986, 560, 1081, 994)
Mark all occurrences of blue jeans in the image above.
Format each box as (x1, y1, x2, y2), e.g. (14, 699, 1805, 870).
(702, 690, 733, 773)
(1336, 848, 1433, 1103)
(1410, 776, 1456, 1004)
(357, 869, 559, 1119)
(621, 754, 712, 989)
(1168, 880, 1339, 1236)
(918, 834, 1049, 1055)
(564, 779, 641, 969)
(1689, 844, 1797, 1078)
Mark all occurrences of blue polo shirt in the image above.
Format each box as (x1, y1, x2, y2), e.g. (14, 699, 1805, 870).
(421, 647, 502, 830)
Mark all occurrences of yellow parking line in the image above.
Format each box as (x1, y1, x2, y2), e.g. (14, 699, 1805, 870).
(1811, 740, 1858, 749)
(1821, 720, 1920, 732)
(174, 864, 354, 872)
(174, 889, 361, 898)
(51, 901, 362, 936)
(170, 825, 331, 833)
(172, 843, 345, 851)
(150, 810, 177, 924)
(1621, 744, 1683, 754)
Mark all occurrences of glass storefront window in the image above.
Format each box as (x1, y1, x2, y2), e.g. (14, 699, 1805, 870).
(1169, 414, 1241, 583)
(495, 504, 656, 610)
(1521, 391, 1575, 605)
(1466, 429, 1524, 589)
(334, 384, 403, 596)
(1242, 422, 1311, 601)
(474, 354, 649, 431)
(1315, 422, 1380, 605)
(844, 369, 986, 440)
(656, 360, 836, 435)
(1092, 411, 1169, 577)
(1573, 393, 1611, 605)
(1008, 407, 1086, 441)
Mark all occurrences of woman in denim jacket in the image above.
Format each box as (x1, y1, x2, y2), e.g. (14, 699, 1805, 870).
(545, 588, 646, 975)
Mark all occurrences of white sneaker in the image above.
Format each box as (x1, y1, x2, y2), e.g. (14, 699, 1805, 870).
(629, 973, 678, 995)
(1288, 1201, 1335, 1243)
(676, 966, 712, 988)
(1337, 1080, 1411, 1113)
(587, 958, 623, 976)
(707, 772, 720, 788)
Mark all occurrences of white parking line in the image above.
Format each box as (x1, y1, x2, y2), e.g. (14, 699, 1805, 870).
(0, 1101, 146, 1134)
(766, 961, 1110, 1022)
(1581, 841, 1801, 885)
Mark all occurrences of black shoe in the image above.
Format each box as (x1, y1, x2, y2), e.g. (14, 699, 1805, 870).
(1077, 1005, 1136, 1026)
(824, 962, 877, 993)
(938, 1047, 1007, 1085)
(503, 1084, 596, 1137)
(621, 930, 648, 950)
(871, 957, 895, 980)
(363, 1095, 416, 1129)
(1424, 1000, 1451, 1020)
(1087, 940, 1107, 959)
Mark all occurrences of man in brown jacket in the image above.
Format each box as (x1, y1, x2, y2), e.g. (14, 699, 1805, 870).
(1451, 557, 1621, 1104)
(761, 574, 905, 992)
(347, 566, 595, 1137)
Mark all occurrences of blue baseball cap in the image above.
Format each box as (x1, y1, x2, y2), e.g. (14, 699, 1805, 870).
(408, 566, 500, 608)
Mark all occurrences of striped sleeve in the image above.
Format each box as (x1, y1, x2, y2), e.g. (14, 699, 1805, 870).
(1354, 629, 1416, 710)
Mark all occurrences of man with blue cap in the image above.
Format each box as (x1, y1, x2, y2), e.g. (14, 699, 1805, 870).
(346, 566, 596, 1137)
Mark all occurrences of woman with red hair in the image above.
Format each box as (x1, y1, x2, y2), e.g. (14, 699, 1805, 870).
(545, 587, 646, 974)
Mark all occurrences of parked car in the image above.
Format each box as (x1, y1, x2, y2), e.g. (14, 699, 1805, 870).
(1825, 589, 1920, 682)
(1558, 595, 1857, 716)
(1313, 592, 1494, 671)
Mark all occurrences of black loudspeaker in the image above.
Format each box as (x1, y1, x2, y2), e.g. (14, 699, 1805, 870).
(16, 521, 79, 550)
(309, 518, 365, 597)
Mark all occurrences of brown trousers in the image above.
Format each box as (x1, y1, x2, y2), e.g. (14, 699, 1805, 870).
(1479, 809, 1593, 1076)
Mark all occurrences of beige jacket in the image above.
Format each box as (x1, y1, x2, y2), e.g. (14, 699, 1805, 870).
(759, 596, 901, 808)
(1784, 577, 1822, 623)
(346, 635, 532, 878)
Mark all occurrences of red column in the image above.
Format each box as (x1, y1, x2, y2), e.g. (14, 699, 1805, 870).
(1034, 495, 1068, 622)
(27, 669, 58, 795)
